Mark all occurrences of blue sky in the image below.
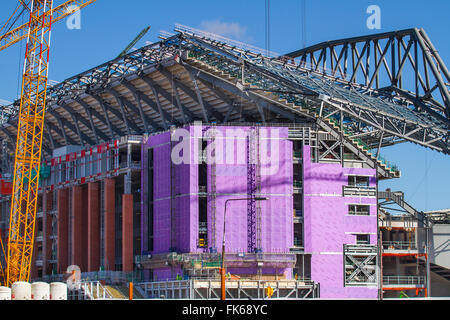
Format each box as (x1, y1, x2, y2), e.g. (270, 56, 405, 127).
(0, 0, 449, 212)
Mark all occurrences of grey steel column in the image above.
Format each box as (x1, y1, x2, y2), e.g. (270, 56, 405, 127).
(426, 223, 431, 297)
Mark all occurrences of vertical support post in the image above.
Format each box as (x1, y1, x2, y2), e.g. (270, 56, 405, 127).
(87, 182, 100, 272)
(45, 191, 53, 275)
(122, 193, 134, 273)
(129, 282, 133, 300)
(42, 191, 47, 276)
(340, 110, 344, 166)
(104, 178, 116, 271)
(57, 189, 69, 274)
(71, 185, 85, 270)
(376, 167, 383, 300)
(426, 224, 431, 297)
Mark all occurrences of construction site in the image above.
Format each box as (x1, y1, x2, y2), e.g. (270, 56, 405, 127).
(0, 0, 449, 300)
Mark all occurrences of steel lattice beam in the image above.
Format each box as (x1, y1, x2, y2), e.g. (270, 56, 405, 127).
(0, 26, 447, 163)
(284, 28, 450, 120)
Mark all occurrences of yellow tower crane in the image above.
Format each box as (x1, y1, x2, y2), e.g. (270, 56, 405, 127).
(0, 0, 96, 287)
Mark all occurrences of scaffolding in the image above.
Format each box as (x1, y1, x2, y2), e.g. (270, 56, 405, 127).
(136, 279, 319, 300)
(344, 245, 378, 287)
(246, 127, 262, 254)
(205, 126, 217, 252)
(378, 190, 431, 298)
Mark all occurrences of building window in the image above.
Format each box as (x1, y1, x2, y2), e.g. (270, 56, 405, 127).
(293, 223, 303, 247)
(348, 204, 370, 216)
(198, 163, 207, 193)
(348, 176, 370, 188)
(356, 234, 370, 245)
(293, 194, 303, 217)
(198, 198, 208, 247)
(293, 164, 302, 188)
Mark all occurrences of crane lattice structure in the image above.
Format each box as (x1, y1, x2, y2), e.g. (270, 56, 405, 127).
(0, 0, 96, 287)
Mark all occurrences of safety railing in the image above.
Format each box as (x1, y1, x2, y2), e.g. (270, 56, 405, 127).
(382, 241, 417, 251)
(120, 161, 141, 170)
(343, 185, 376, 197)
(383, 276, 425, 286)
(81, 271, 144, 284)
(35, 271, 144, 285)
(81, 281, 115, 300)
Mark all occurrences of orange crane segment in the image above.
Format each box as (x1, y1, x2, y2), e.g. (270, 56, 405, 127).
(0, 0, 96, 287)
(6, 0, 54, 287)
(0, 0, 97, 52)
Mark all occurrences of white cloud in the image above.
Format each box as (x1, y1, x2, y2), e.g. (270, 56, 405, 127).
(199, 20, 249, 41)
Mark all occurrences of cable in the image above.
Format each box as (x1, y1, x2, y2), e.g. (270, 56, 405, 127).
(265, 0, 270, 57)
(0, 2, 21, 35)
(264, 0, 271, 120)
(301, 0, 306, 49)
(0, 4, 27, 39)
(408, 149, 436, 207)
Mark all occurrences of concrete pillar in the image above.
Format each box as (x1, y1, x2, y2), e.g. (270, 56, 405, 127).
(71, 185, 87, 271)
(57, 188, 69, 274)
(104, 178, 115, 271)
(45, 191, 53, 275)
(88, 182, 100, 272)
(122, 194, 133, 272)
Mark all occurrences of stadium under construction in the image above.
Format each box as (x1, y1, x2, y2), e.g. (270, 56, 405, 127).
(0, 24, 449, 300)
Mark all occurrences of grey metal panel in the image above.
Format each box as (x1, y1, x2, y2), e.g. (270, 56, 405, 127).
(430, 224, 450, 269)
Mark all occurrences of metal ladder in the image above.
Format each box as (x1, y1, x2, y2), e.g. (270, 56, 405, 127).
(255, 127, 262, 253)
(247, 127, 261, 253)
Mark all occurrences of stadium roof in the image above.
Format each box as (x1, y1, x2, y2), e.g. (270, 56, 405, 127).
(0, 25, 448, 178)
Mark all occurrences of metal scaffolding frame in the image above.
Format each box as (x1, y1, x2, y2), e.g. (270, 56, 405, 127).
(136, 279, 320, 300)
(285, 28, 450, 121)
(344, 245, 378, 287)
(0, 26, 446, 166)
(377, 190, 433, 297)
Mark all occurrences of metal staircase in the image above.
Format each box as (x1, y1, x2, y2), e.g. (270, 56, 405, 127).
(68, 281, 115, 300)
(378, 190, 430, 227)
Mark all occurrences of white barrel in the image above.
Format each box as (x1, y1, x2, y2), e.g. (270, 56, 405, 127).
(0, 287, 11, 300)
(31, 282, 50, 300)
(11, 282, 31, 300)
(50, 282, 67, 300)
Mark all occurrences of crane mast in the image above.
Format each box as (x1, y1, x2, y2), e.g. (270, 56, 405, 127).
(0, 0, 96, 288)
(5, 0, 54, 286)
